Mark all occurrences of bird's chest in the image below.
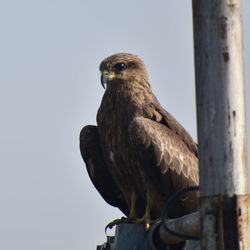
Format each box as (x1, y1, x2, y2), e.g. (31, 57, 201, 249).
(97, 94, 140, 171)
(98, 106, 132, 158)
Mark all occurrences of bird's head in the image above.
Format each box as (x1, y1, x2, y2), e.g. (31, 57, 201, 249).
(99, 53, 149, 89)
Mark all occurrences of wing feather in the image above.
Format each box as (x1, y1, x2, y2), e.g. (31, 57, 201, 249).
(80, 125, 129, 216)
(144, 100, 198, 157)
(129, 117, 198, 212)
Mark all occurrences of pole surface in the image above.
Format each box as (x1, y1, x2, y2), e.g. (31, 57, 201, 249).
(192, 0, 249, 249)
(193, 0, 248, 196)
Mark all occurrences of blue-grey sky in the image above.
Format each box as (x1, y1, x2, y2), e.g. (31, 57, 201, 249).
(0, 1, 249, 249)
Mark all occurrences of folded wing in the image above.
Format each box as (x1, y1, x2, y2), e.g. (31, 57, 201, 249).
(129, 117, 199, 213)
(80, 125, 129, 216)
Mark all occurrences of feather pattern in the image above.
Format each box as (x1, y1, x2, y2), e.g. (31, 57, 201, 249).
(79, 125, 129, 216)
(129, 117, 198, 212)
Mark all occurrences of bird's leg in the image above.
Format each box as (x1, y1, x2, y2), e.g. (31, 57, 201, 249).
(105, 192, 137, 231)
(128, 191, 137, 220)
(134, 191, 154, 230)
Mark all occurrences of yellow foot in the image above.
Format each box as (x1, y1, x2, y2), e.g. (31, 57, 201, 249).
(105, 217, 133, 232)
(134, 217, 157, 230)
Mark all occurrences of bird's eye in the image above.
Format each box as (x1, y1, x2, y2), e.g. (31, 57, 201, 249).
(114, 63, 126, 72)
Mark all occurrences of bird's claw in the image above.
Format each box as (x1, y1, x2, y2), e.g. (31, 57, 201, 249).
(105, 217, 132, 233)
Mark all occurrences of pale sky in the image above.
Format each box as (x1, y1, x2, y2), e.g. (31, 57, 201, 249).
(0, 1, 249, 249)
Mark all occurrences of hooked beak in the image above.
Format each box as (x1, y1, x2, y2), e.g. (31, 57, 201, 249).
(100, 70, 115, 89)
(101, 72, 107, 89)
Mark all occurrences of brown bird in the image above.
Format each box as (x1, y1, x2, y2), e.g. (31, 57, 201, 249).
(80, 53, 199, 229)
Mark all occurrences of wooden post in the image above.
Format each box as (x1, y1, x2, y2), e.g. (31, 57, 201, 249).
(192, 0, 250, 249)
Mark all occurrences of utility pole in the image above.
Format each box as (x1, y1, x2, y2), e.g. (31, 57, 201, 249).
(192, 0, 250, 249)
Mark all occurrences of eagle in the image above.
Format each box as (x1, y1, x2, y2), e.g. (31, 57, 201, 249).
(80, 53, 199, 229)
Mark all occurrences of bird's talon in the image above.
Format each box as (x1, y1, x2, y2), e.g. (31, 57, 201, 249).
(105, 217, 132, 233)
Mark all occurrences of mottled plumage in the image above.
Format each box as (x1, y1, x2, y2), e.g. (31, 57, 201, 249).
(80, 53, 199, 224)
(80, 125, 129, 216)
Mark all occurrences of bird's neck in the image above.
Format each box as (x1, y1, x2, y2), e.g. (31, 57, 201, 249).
(106, 79, 153, 107)
(97, 79, 155, 128)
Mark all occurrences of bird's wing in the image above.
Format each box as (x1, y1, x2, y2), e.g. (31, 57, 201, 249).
(80, 125, 129, 216)
(129, 117, 198, 212)
(156, 104, 198, 157)
(142, 99, 198, 157)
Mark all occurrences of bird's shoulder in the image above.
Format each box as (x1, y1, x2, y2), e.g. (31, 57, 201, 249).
(142, 97, 198, 156)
